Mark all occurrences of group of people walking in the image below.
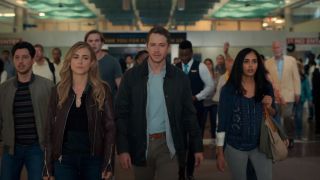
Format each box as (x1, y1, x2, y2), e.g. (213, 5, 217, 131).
(0, 25, 319, 180)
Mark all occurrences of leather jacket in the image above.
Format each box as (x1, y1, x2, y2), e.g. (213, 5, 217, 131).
(43, 85, 115, 176)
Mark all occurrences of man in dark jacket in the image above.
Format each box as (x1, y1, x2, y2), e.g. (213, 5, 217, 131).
(116, 26, 203, 180)
(176, 40, 214, 180)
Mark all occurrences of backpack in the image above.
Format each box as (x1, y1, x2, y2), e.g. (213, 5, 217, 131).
(45, 57, 56, 84)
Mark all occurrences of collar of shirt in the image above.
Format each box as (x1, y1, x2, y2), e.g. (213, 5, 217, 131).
(183, 59, 194, 73)
(148, 62, 166, 78)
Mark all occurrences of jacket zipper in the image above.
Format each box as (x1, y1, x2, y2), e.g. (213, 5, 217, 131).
(43, 147, 50, 176)
(59, 94, 75, 156)
(104, 144, 114, 172)
(91, 106, 98, 156)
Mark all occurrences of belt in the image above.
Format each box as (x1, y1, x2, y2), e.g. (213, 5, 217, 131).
(149, 132, 166, 139)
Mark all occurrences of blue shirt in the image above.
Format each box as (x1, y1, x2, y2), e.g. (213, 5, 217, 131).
(146, 64, 176, 158)
(276, 58, 284, 80)
(226, 96, 262, 151)
(146, 69, 166, 133)
(217, 82, 274, 151)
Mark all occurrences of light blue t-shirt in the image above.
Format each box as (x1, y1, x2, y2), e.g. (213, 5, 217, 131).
(147, 70, 166, 133)
(146, 64, 176, 158)
(276, 58, 284, 80)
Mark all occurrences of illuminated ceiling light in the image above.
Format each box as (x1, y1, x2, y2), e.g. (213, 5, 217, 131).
(275, 19, 284, 24)
(271, 17, 277, 22)
(39, 12, 45, 17)
(285, 0, 290, 3)
(262, 22, 268, 27)
(16, 0, 26, 5)
(3, 13, 15, 17)
(122, 0, 131, 11)
(177, 0, 185, 11)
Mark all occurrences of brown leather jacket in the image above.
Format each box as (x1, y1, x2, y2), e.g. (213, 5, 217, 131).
(43, 85, 115, 176)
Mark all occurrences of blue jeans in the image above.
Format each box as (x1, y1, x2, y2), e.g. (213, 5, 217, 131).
(54, 154, 102, 180)
(273, 103, 282, 125)
(294, 102, 304, 138)
(0, 143, 43, 180)
(203, 104, 218, 138)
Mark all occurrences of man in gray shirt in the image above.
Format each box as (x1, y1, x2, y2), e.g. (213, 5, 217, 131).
(84, 30, 122, 96)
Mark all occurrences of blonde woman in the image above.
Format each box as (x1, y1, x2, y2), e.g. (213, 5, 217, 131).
(43, 41, 115, 180)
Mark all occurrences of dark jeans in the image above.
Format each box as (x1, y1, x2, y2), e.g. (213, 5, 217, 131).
(294, 102, 304, 138)
(54, 154, 102, 180)
(203, 104, 218, 138)
(274, 103, 282, 125)
(0, 143, 43, 180)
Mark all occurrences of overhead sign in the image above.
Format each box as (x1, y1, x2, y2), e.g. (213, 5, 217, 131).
(287, 37, 320, 45)
(0, 38, 22, 46)
(103, 32, 186, 44)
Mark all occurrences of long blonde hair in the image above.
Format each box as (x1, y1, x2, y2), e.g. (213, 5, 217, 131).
(57, 41, 107, 110)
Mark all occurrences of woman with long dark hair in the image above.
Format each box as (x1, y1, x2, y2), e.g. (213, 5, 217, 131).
(43, 42, 115, 180)
(215, 48, 287, 180)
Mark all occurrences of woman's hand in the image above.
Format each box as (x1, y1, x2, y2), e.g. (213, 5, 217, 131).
(216, 146, 225, 172)
(262, 95, 272, 108)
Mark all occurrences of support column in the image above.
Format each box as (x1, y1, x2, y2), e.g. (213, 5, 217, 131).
(171, 44, 179, 64)
(13, 7, 24, 32)
(284, 7, 293, 32)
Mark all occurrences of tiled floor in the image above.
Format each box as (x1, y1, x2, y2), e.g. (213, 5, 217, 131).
(114, 121, 320, 180)
(114, 140, 320, 180)
(2, 119, 320, 180)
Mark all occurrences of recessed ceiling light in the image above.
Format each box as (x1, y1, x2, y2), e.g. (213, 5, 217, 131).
(3, 13, 15, 17)
(275, 19, 284, 24)
(39, 12, 45, 17)
(16, 0, 26, 5)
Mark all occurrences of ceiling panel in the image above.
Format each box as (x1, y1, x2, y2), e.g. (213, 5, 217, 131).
(27, 0, 96, 19)
(89, 0, 135, 25)
(210, 0, 285, 19)
(174, 0, 216, 25)
(137, 0, 172, 25)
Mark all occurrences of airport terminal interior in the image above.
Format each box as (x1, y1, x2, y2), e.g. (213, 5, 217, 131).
(0, 0, 320, 180)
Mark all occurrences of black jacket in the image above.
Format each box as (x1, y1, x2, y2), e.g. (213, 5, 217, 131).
(115, 60, 203, 166)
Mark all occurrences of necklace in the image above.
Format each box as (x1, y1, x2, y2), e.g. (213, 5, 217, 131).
(76, 96, 82, 107)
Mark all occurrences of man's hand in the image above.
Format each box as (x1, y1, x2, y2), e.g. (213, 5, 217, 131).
(119, 153, 132, 169)
(295, 95, 300, 104)
(223, 42, 230, 54)
(43, 176, 54, 180)
(194, 152, 204, 167)
(192, 96, 198, 102)
(101, 170, 112, 180)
